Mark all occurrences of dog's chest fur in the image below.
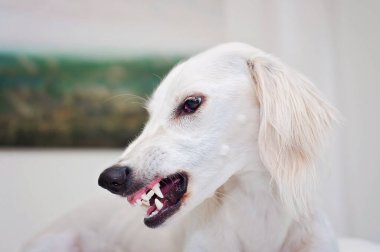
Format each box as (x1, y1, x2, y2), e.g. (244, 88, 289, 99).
(178, 173, 299, 252)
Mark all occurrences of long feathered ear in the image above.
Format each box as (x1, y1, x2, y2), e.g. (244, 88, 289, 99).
(248, 55, 337, 217)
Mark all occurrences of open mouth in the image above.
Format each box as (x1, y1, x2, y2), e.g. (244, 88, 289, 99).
(127, 172, 188, 228)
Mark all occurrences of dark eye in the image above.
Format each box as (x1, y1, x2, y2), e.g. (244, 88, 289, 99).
(180, 96, 202, 114)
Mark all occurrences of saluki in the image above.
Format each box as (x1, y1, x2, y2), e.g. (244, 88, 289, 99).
(25, 43, 341, 252)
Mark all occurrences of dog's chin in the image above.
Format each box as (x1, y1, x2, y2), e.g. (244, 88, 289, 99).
(126, 172, 189, 228)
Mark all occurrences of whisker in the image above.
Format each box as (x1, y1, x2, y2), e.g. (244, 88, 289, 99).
(152, 73, 163, 81)
(102, 93, 148, 105)
(211, 196, 223, 209)
(214, 191, 239, 204)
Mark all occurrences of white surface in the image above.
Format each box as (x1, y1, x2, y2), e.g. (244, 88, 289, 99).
(0, 149, 121, 252)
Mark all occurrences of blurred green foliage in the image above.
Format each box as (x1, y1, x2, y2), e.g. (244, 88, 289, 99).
(0, 53, 183, 147)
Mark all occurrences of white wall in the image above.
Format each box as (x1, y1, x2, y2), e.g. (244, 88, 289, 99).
(335, 0, 380, 242)
(0, 0, 225, 56)
(1, 0, 380, 249)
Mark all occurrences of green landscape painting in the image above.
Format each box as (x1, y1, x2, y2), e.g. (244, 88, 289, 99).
(0, 53, 183, 147)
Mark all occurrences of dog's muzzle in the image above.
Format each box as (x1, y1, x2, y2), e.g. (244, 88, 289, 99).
(98, 165, 188, 228)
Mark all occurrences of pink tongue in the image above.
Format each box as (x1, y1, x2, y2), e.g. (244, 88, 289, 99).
(147, 205, 157, 216)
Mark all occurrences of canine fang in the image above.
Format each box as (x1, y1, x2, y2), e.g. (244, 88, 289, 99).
(155, 198, 163, 210)
(153, 183, 164, 198)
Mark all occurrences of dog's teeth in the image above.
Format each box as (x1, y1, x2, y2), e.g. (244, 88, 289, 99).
(155, 198, 163, 210)
(151, 210, 158, 216)
(141, 200, 150, 206)
(141, 193, 149, 201)
(153, 183, 164, 198)
(141, 190, 154, 202)
(146, 190, 155, 199)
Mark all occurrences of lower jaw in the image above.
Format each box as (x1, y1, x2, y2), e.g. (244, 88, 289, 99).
(143, 201, 181, 228)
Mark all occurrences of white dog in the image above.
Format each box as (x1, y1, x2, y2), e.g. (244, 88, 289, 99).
(25, 43, 341, 252)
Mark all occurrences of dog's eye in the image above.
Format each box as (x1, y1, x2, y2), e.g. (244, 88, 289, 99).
(180, 96, 202, 115)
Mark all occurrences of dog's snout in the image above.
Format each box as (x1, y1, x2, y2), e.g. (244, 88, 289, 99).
(98, 165, 131, 195)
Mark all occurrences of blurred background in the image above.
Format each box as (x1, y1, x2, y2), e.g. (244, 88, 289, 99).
(0, 0, 379, 251)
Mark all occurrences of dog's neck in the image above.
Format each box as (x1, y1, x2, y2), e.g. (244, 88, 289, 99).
(180, 168, 305, 252)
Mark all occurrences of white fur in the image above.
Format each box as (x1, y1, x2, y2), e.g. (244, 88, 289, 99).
(25, 43, 342, 252)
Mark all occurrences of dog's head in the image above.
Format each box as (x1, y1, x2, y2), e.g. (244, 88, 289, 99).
(98, 43, 336, 228)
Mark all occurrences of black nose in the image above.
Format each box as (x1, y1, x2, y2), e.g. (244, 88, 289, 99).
(98, 165, 131, 195)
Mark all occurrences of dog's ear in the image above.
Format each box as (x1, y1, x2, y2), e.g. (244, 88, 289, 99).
(248, 56, 337, 217)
